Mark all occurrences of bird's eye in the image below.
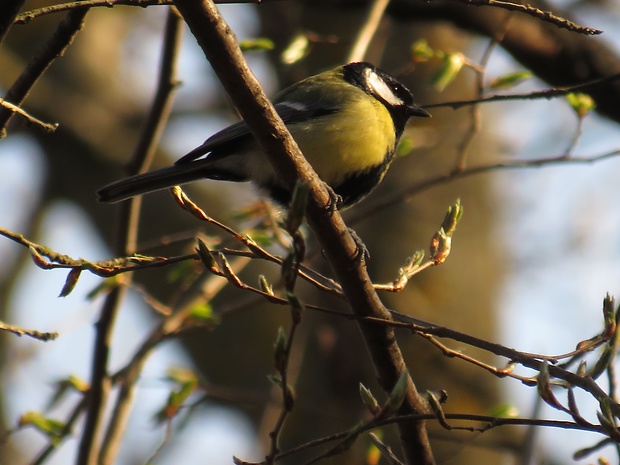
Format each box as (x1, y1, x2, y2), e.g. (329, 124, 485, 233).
(366, 70, 405, 107)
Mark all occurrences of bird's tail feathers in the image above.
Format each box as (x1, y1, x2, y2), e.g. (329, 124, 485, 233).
(97, 163, 215, 203)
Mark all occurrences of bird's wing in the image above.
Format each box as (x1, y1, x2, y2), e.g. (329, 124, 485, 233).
(175, 101, 340, 164)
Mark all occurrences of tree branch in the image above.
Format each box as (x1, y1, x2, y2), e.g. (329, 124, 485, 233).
(171, 0, 435, 463)
(0, 6, 88, 134)
(387, 0, 620, 124)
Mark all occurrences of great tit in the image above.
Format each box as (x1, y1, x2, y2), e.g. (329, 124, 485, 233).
(97, 62, 430, 207)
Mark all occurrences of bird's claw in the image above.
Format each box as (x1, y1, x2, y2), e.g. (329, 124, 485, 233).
(348, 227, 370, 265)
(323, 183, 343, 214)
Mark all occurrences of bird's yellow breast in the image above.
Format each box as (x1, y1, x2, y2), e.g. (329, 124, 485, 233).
(288, 95, 397, 186)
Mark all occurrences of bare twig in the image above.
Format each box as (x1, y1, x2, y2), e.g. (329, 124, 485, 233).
(349, 148, 620, 225)
(275, 411, 604, 463)
(424, 73, 620, 110)
(435, 0, 601, 35)
(347, 0, 390, 63)
(13, 0, 269, 25)
(95, 10, 183, 465)
(0, 98, 58, 132)
(0, 320, 58, 341)
(452, 16, 511, 172)
(368, 310, 620, 419)
(262, 203, 307, 465)
(0, 7, 89, 133)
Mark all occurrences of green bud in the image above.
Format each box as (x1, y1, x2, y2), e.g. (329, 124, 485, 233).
(259, 275, 274, 296)
(441, 199, 463, 236)
(566, 92, 595, 118)
(285, 180, 309, 234)
(359, 383, 380, 415)
(273, 327, 287, 373)
(196, 239, 217, 272)
(427, 390, 451, 430)
(384, 372, 408, 415)
(59, 268, 82, 298)
(430, 228, 450, 265)
(603, 293, 616, 339)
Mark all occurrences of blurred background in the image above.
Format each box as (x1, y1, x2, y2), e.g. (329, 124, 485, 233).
(2, 0, 620, 464)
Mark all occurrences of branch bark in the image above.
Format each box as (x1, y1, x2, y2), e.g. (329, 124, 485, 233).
(171, 0, 435, 463)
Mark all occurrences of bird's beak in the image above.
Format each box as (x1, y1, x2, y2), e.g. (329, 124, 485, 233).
(409, 104, 431, 118)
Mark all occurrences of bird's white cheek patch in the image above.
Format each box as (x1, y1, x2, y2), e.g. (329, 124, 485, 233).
(365, 69, 404, 107)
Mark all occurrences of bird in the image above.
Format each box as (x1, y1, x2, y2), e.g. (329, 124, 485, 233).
(97, 62, 430, 208)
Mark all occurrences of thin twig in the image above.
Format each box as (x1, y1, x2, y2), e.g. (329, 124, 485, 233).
(0, 98, 58, 132)
(13, 0, 269, 24)
(452, 16, 511, 172)
(349, 148, 620, 225)
(347, 0, 390, 63)
(275, 411, 603, 463)
(424, 73, 620, 110)
(0, 320, 58, 341)
(77, 7, 183, 464)
(436, 0, 601, 35)
(368, 311, 620, 418)
(95, 11, 183, 465)
(0, 7, 89, 133)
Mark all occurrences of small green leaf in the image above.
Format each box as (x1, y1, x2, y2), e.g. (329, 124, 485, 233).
(167, 367, 199, 385)
(19, 412, 65, 444)
(396, 137, 414, 157)
(281, 34, 310, 65)
(489, 71, 532, 89)
(433, 53, 465, 92)
(239, 37, 274, 52)
(189, 302, 217, 323)
(157, 368, 199, 421)
(411, 39, 434, 62)
(441, 198, 463, 236)
(587, 344, 614, 380)
(489, 403, 519, 418)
